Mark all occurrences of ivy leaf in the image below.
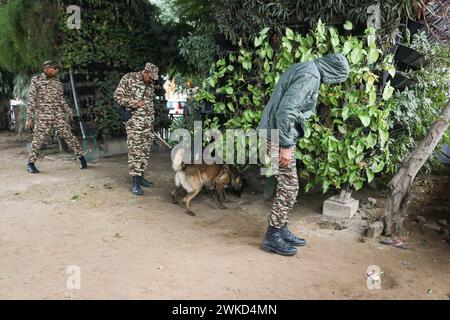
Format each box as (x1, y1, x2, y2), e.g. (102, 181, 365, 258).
(225, 87, 234, 95)
(359, 115, 371, 127)
(366, 133, 377, 148)
(342, 106, 350, 120)
(343, 41, 353, 55)
(382, 81, 394, 100)
(385, 64, 396, 78)
(338, 125, 347, 134)
(260, 27, 270, 35)
(367, 47, 380, 64)
(366, 169, 375, 183)
(344, 21, 353, 31)
(379, 129, 389, 144)
(227, 103, 235, 112)
(347, 148, 356, 161)
(266, 46, 274, 59)
(351, 48, 364, 64)
(286, 28, 294, 40)
(254, 36, 262, 48)
(369, 87, 377, 105)
(209, 77, 217, 88)
(354, 180, 363, 191)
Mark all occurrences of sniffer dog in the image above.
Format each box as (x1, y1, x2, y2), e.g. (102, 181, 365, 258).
(171, 147, 243, 216)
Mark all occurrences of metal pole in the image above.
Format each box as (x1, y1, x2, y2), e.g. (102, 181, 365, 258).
(69, 69, 86, 140)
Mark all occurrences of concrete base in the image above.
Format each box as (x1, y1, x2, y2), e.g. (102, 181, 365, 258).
(322, 196, 359, 220)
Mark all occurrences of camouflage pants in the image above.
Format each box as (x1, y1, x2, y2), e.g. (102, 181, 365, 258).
(126, 115, 154, 176)
(28, 117, 84, 163)
(268, 142, 299, 228)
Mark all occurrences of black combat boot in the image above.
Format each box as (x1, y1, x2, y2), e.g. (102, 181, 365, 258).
(140, 174, 154, 188)
(27, 162, 39, 174)
(262, 225, 297, 256)
(79, 156, 87, 170)
(280, 224, 307, 246)
(131, 176, 144, 196)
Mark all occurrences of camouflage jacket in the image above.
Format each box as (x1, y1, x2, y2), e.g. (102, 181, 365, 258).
(26, 74, 72, 122)
(114, 71, 157, 119)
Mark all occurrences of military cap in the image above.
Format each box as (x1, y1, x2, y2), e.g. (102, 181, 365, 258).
(42, 60, 60, 69)
(143, 63, 159, 80)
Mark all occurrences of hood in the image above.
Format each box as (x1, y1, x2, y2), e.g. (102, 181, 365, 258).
(315, 53, 350, 84)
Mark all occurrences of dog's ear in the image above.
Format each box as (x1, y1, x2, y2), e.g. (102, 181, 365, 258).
(223, 164, 232, 175)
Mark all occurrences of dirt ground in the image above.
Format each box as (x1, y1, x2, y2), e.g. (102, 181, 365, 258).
(0, 131, 449, 300)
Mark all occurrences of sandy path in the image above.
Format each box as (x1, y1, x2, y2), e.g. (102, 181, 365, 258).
(0, 132, 449, 299)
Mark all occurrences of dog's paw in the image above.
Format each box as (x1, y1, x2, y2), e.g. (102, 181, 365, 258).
(187, 210, 196, 216)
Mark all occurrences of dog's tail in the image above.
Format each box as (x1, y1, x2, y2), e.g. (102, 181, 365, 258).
(171, 146, 185, 172)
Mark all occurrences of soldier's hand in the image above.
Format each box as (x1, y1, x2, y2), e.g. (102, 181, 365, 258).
(26, 119, 34, 130)
(135, 100, 145, 108)
(279, 147, 293, 167)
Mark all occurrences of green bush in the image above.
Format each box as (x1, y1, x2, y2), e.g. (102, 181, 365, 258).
(196, 20, 397, 193)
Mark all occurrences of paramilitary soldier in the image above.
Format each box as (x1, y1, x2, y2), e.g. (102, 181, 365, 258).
(26, 60, 87, 174)
(114, 63, 159, 196)
(259, 53, 350, 256)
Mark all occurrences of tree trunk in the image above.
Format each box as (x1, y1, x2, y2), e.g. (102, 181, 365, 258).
(384, 101, 450, 236)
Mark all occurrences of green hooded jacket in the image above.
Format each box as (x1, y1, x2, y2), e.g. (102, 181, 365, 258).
(258, 53, 350, 147)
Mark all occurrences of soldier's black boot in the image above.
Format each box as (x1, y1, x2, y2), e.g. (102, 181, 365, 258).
(79, 156, 87, 170)
(140, 175, 154, 188)
(281, 224, 307, 246)
(27, 162, 39, 174)
(262, 225, 297, 256)
(131, 176, 144, 196)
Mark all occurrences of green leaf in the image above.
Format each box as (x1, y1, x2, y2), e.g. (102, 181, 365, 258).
(382, 81, 394, 100)
(367, 47, 380, 64)
(286, 28, 294, 40)
(338, 125, 347, 134)
(254, 36, 262, 48)
(354, 180, 363, 191)
(347, 149, 356, 160)
(359, 115, 371, 127)
(209, 77, 217, 88)
(379, 129, 389, 144)
(343, 41, 353, 55)
(369, 87, 377, 105)
(366, 133, 377, 148)
(351, 48, 364, 64)
(342, 106, 350, 120)
(260, 27, 270, 35)
(385, 64, 396, 78)
(344, 21, 353, 31)
(227, 103, 235, 112)
(366, 169, 375, 183)
(225, 87, 234, 95)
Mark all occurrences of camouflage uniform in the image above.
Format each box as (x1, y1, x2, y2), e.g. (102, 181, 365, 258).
(267, 141, 299, 228)
(114, 63, 159, 177)
(27, 74, 84, 163)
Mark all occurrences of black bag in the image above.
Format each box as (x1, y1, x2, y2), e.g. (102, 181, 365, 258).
(117, 84, 149, 122)
(118, 105, 132, 122)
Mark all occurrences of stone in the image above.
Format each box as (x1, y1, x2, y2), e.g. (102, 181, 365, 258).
(416, 216, 426, 224)
(437, 219, 448, 227)
(368, 197, 377, 206)
(367, 221, 384, 238)
(424, 223, 441, 232)
(322, 197, 359, 220)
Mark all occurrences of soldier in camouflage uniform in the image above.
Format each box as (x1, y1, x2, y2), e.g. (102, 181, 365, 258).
(259, 53, 350, 256)
(26, 60, 87, 174)
(114, 63, 159, 196)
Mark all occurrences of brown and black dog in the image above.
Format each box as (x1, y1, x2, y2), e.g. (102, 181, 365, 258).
(171, 147, 243, 216)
